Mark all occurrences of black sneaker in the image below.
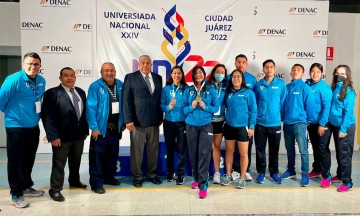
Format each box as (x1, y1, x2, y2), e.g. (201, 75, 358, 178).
(166, 173, 174, 182)
(176, 175, 185, 185)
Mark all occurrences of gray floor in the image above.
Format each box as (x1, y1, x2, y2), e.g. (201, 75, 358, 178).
(0, 148, 360, 215)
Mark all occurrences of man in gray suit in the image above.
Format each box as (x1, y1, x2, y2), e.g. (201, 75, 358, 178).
(123, 55, 163, 188)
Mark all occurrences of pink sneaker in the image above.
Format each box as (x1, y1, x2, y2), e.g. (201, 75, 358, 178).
(337, 184, 352, 192)
(308, 171, 321, 179)
(198, 190, 207, 199)
(331, 176, 342, 183)
(320, 177, 331, 188)
(191, 181, 198, 189)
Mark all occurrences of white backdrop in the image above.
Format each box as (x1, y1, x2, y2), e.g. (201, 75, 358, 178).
(20, 0, 329, 153)
(20, 0, 92, 153)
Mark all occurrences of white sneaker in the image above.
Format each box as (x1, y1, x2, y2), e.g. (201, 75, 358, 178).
(245, 172, 253, 181)
(231, 171, 240, 181)
(213, 172, 220, 184)
(10, 196, 30, 208)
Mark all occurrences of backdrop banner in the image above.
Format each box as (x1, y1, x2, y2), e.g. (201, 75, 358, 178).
(20, 0, 329, 154)
(20, 0, 92, 153)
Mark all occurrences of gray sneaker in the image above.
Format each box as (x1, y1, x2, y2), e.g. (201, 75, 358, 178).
(235, 178, 246, 189)
(220, 174, 232, 186)
(213, 172, 221, 184)
(23, 188, 45, 197)
(10, 196, 30, 208)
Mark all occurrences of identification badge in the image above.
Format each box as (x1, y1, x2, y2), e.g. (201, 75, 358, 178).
(112, 102, 119, 114)
(214, 106, 221, 115)
(35, 101, 41, 113)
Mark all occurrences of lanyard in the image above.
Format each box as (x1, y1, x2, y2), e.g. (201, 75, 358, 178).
(216, 82, 222, 98)
(28, 81, 40, 102)
(171, 84, 181, 98)
(106, 84, 117, 101)
(195, 82, 205, 96)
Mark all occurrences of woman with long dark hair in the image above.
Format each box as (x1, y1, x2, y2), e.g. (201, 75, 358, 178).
(327, 65, 356, 192)
(221, 69, 257, 189)
(304, 63, 332, 186)
(183, 66, 218, 199)
(207, 64, 227, 184)
(161, 66, 188, 185)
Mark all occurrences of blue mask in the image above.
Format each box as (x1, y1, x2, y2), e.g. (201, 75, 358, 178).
(215, 74, 225, 83)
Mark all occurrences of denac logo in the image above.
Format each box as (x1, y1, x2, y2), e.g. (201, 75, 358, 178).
(75, 69, 92, 77)
(258, 28, 286, 37)
(21, 22, 43, 31)
(41, 45, 72, 54)
(73, 24, 92, 32)
(313, 30, 328, 38)
(289, 7, 318, 15)
(40, 0, 71, 8)
(287, 51, 316, 59)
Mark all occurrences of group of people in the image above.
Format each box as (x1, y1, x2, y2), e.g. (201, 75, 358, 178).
(0, 52, 356, 208)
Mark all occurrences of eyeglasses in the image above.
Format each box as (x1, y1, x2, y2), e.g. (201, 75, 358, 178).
(24, 62, 41, 68)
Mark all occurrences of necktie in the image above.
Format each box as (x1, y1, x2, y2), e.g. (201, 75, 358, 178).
(145, 75, 152, 94)
(70, 88, 81, 120)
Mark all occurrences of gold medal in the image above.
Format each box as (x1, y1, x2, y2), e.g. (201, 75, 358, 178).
(196, 95, 202, 102)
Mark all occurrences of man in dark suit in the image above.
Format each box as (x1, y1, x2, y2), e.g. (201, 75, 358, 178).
(123, 55, 163, 188)
(41, 67, 89, 202)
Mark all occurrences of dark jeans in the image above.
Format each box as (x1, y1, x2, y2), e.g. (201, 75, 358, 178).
(233, 138, 252, 173)
(163, 120, 187, 176)
(6, 126, 40, 197)
(254, 124, 281, 174)
(307, 123, 332, 178)
(89, 130, 119, 189)
(50, 140, 84, 194)
(330, 123, 355, 185)
(186, 124, 212, 191)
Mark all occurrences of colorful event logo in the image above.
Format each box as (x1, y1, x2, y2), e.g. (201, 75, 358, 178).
(157, 5, 219, 82)
(161, 5, 191, 66)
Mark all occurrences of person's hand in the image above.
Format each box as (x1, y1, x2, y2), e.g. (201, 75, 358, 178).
(91, 130, 101, 141)
(191, 100, 198, 108)
(318, 126, 325, 136)
(248, 129, 254, 138)
(126, 122, 135, 132)
(51, 138, 61, 147)
(339, 132, 347, 138)
(199, 101, 205, 109)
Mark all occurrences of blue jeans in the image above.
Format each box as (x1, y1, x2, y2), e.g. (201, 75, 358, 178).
(283, 123, 309, 175)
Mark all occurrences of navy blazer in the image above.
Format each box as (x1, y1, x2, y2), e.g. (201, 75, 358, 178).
(41, 85, 89, 143)
(123, 71, 163, 127)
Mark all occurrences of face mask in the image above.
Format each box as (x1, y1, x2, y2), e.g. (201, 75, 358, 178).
(215, 74, 225, 83)
(337, 75, 346, 83)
